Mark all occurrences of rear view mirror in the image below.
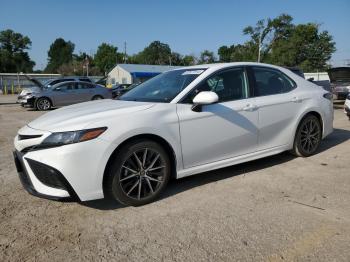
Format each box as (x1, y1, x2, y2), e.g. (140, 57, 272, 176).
(191, 91, 219, 112)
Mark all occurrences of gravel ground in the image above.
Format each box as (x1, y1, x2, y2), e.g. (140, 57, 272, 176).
(0, 95, 350, 261)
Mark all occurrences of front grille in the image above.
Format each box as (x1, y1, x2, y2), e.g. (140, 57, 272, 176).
(18, 134, 42, 140)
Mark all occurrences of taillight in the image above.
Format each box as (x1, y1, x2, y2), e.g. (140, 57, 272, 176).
(323, 93, 333, 101)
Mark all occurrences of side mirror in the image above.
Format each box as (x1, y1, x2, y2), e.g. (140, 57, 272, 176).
(191, 91, 219, 112)
(54, 87, 61, 91)
(307, 77, 314, 82)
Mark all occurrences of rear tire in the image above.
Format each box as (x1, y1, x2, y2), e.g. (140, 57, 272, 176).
(291, 114, 322, 157)
(105, 140, 171, 206)
(36, 97, 51, 111)
(92, 95, 103, 100)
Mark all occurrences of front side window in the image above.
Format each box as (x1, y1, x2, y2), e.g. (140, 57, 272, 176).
(182, 67, 249, 103)
(119, 69, 205, 102)
(252, 67, 296, 96)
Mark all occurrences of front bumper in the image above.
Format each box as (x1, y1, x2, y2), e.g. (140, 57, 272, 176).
(14, 124, 114, 201)
(19, 97, 36, 107)
(13, 150, 79, 201)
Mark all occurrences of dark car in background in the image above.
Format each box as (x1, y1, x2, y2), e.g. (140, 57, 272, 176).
(111, 83, 141, 98)
(328, 67, 350, 100)
(111, 84, 131, 98)
(22, 81, 112, 111)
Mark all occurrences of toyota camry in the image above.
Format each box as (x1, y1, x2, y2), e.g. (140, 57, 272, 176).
(13, 63, 333, 206)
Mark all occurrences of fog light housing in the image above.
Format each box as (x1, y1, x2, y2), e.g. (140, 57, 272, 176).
(26, 158, 66, 190)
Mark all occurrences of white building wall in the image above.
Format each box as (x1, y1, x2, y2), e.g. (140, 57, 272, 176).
(107, 66, 132, 85)
(304, 72, 330, 81)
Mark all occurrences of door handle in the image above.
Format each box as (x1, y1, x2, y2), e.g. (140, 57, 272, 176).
(291, 96, 302, 103)
(242, 103, 258, 111)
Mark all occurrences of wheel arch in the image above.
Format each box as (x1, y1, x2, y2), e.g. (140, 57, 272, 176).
(102, 133, 177, 196)
(92, 94, 104, 100)
(294, 110, 324, 140)
(35, 96, 53, 108)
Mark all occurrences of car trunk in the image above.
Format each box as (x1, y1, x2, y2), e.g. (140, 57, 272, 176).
(327, 67, 350, 83)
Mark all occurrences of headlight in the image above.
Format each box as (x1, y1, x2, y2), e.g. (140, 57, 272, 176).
(40, 127, 107, 148)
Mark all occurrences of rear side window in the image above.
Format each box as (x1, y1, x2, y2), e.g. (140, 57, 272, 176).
(252, 67, 296, 96)
(79, 78, 92, 83)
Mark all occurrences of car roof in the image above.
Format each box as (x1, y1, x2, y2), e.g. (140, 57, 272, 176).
(172, 62, 288, 71)
(51, 80, 96, 87)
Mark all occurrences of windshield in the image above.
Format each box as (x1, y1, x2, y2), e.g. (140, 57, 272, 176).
(119, 69, 205, 102)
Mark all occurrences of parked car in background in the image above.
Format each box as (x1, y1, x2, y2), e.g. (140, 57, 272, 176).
(112, 83, 140, 98)
(13, 62, 333, 206)
(20, 81, 112, 110)
(344, 94, 350, 120)
(111, 84, 131, 98)
(17, 76, 93, 104)
(328, 67, 350, 100)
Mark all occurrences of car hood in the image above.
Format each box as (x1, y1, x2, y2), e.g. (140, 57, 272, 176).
(27, 99, 155, 132)
(20, 86, 42, 95)
(328, 67, 350, 83)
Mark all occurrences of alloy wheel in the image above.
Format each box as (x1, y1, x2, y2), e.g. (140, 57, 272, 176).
(119, 148, 166, 200)
(37, 98, 51, 110)
(299, 117, 321, 154)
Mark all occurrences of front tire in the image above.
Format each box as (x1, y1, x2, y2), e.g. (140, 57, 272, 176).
(291, 114, 322, 157)
(105, 140, 171, 206)
(36, 97, 51, 111)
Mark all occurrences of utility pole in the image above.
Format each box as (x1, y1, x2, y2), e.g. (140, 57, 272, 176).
(124, 41, 127, 63)
(85, 55, 89, 76)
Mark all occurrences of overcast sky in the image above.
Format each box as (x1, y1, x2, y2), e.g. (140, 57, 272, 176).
(1, 0, 349, 69)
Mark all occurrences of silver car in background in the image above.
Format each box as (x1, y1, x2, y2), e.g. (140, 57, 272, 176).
(22, 81, 112, 111)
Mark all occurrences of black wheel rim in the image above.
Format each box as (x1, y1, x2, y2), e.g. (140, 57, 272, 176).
(119, 148, 166, 200)
(300, 118, 320, 154)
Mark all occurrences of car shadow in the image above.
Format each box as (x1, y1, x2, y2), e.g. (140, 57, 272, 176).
(80, 128, 350, 211)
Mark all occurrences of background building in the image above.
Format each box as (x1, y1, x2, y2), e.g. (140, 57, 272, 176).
(107, 64, 182, 86)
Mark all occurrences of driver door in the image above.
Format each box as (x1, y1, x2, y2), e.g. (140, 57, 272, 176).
(176, 67, 259, 169)
(52, 83, 76, 106)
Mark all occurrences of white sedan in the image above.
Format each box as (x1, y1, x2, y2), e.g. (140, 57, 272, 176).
(13, 62, 333, 206)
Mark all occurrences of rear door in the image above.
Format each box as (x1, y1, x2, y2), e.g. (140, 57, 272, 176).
(75, 83, 93, 102)
(248, 66, 300, 150)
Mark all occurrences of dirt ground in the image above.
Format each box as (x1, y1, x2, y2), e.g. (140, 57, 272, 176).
(0, 95, 350, 261)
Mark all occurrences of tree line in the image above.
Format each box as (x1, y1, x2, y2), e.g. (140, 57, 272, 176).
(0, 14, 336, 75)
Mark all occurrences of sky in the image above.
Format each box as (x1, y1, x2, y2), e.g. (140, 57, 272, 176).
(1, 0, 350, 70)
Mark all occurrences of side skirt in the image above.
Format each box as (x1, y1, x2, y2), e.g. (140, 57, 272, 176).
(176, 145, 290, 179)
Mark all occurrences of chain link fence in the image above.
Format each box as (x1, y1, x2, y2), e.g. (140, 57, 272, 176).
(0, 74, 103, 94)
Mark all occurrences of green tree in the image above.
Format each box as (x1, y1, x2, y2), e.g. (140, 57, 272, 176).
(199, 50, 216, 64)
(182, 55, 197, 66)
(45, 38, 75, 73)
(218, 13, 336, 71)
(270, 23, 335, 71)
(0, 29, 35, 72)
(94, 43, 123, 74)
(243, 14, 294, 62)
(135, 41, 171, 65)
